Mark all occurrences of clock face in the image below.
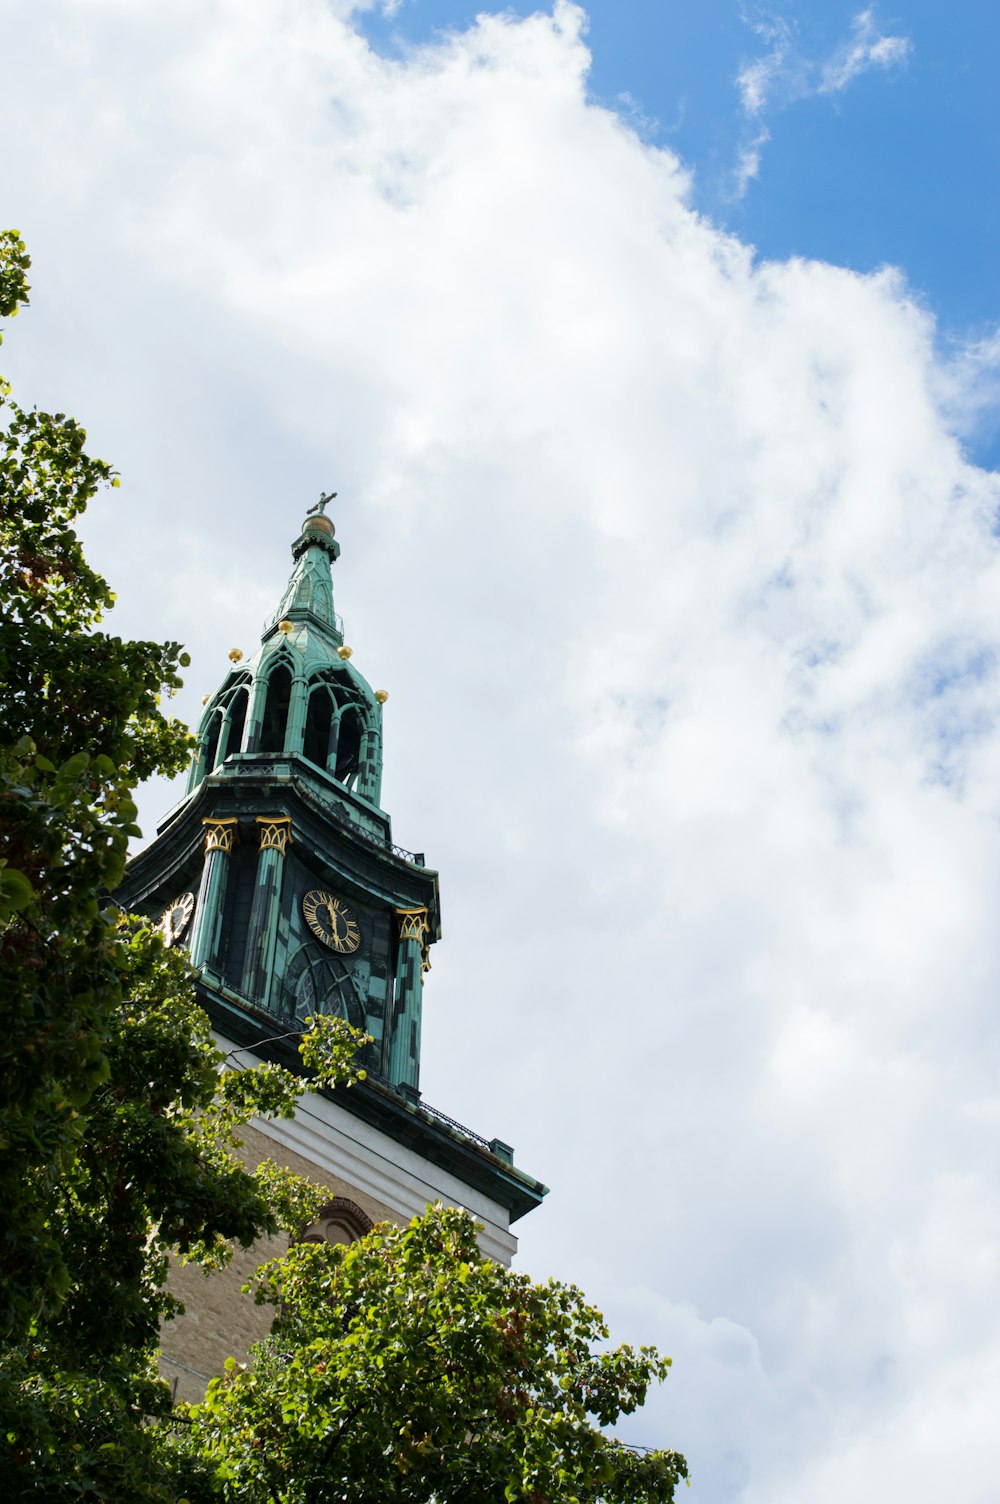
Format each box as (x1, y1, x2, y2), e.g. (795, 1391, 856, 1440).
(303, 889, 361, 954)
(158, 891, 195, 948)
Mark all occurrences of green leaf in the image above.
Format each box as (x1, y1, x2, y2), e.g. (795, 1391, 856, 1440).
(0, 866, 34, 910)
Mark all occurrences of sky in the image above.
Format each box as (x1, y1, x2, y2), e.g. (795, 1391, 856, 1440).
(359, 0, 1000, 466)
(3, 1, 1000, 1500)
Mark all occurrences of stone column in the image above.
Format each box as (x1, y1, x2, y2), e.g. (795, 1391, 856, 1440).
(186, 734, 207, 794)
(240, 816, 293, 1009)
(387, 907, 430, 1097)
(286, 676, 308, 757)
(325, 707, 342, 776)
(244, 673, 269, 753)
(188, 818, 239, 973)
(357, 720, 382, 804)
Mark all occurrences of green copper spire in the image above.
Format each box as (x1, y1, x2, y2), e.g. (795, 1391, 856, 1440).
(187, 494, 385, 809)
(269, 491, 343, 642)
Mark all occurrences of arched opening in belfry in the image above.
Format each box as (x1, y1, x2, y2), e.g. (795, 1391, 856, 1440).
(335, 707, 363, 788)
(260, 663, 292, 753)
(303, 686, 334, 771)
(193, 672, 251, 782)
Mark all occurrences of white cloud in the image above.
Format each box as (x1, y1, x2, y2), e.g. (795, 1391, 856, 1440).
(933, 325, 1000, 452)
(2, 2, 1000, 1500)
(733, 7, 913, 192)
(736, 14, 794, 116)
(733, 124, 771, 194)
(819, 8, 913, 95)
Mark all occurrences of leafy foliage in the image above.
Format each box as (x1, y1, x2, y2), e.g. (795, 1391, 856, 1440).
(0, 229, 30, 329)
(0, 229, 198, 1333)
(180, 1205, 688, 1504)
(0, 231, 364, 1499)
(0, 948, 364, 1502)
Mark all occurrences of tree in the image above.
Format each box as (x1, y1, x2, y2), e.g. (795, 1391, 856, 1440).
(0, 933, 363, 1503)
(0, 224, 195, 1335)
(0, 231, 363, 1500)
(178, 1204, 688, 1503)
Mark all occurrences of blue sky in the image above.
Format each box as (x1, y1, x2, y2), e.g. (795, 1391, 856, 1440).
(362, 1, 999, 460)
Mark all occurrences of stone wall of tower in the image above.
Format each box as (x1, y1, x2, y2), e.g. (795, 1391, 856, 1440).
(159, 1123, 399, 1405)
(158, 1046, 524, 1402)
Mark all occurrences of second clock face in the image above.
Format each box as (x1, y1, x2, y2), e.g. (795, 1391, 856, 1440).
(158, 891, 195, 948)
(303, 889, 361, 954)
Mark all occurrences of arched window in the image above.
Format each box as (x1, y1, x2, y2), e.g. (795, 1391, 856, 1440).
(299, 669, 377, 794)
(260, 663, 292, 753)
(303, 686, 333, 770)
(280, 944, 366, 1032)
(188, 672, 251, 790)
(335, 707, 362, 788)
(300, 1197, 374, 1247)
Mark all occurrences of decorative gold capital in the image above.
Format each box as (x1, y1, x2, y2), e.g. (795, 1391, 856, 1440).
(396, 906, 428, 942)
(396, 906, 431, 972)
(256, 815, 293, 854)
(203, 817, 238, 854)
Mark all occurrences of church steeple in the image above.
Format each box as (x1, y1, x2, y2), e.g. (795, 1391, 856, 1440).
(119, 486, 545, 1402)
(270, 494, 342, 639)
(119, 494, 545, 1303)
(187, 497, 384, 808)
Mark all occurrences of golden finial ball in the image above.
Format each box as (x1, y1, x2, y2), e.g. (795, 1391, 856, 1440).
(278, 619, 294, 634)
(228, 648, 244, 663)
(337, 645, 353, 660)
(303, 513, 335, 537)
(375, 690, 389, 704)
(201, 695, 210, 705)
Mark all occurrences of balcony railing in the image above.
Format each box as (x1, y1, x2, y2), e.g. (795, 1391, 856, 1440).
(263, 610, 344, 639)
(318, 792, 424, 866)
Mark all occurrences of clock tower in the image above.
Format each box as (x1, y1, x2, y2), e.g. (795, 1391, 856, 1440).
(120, 499, 545, 1399)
